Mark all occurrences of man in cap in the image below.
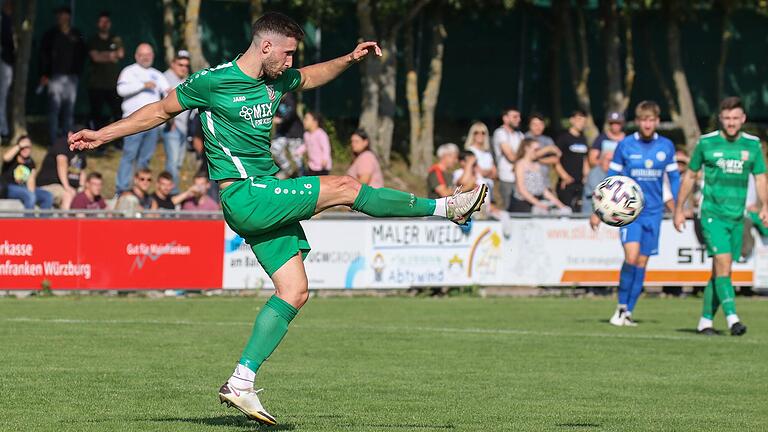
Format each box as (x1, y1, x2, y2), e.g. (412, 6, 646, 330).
(589, 110, 626, 167)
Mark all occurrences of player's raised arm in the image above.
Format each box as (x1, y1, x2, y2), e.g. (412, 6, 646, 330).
(69, 89, 184, 151)
(297, 41, 382, 91)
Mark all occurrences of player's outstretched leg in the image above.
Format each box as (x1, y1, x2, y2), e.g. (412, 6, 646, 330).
(314, 175, 487, 225)
(220, 254, 309, 425)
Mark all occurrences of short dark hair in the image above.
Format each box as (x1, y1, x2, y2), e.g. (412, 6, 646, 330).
(459, 150, 474, 162)
(528, 112, 546, 123)
(15, 135, 29, 145)
(98, 11, 111, 19)
(55, 5, 72, 15)
(251, 12, 304, 42)
(720, 96, 743, 112)
(158, 171, 173, 182)
(502, 107, 520, 117)
(570, 109, 587, 118)
(193, 173, 209, 181)
(352, 128, 369, 141)
(86, 172, 103, 182)
(305, 110, 323, 125)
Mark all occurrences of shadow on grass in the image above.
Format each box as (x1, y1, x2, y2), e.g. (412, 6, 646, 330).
(675, 328, 725, 336)
(339, 423, 454, 429)
(152, 415, 295, 430)
(556, 423, 601, 428)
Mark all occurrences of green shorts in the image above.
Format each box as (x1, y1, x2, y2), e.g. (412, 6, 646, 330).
(220, 176, 321, 276)
(700, 215, 743, 257)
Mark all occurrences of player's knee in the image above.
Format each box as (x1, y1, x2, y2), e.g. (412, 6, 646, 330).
(281, 281, 309, 309)
(624, 255, 639, 266)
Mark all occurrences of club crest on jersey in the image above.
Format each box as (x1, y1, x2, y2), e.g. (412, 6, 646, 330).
(266, 84, 276, 101)
(656, 151, 666, 162)
(741, 150, 750, 161)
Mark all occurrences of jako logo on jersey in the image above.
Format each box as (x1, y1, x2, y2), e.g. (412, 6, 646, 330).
(266, 85, 276, 101)
(233, 96, 246, 102)
(716, 158, 744, 174)
(239, 103, 274, 128)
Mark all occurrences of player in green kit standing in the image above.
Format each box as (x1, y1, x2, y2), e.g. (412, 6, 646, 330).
(69, 13, 487, 425)
(674, 97, 768, 336)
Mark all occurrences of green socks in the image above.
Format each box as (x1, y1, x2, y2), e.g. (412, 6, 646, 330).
(714, 276, 737, 317)
(701, 278, 720, 320)
(238, 295, 299, 373)
(352, 184, 436, 217)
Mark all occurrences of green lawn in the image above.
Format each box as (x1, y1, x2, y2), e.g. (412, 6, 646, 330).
(1, 295, 766, 431)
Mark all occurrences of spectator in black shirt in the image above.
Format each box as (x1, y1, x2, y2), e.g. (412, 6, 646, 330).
(36, 129, 87, 210)
(1, 136, 53, 210)
(39, 6, 87, 145)
(150, 170, 197, 210)
(87, 11, 124, 132)
(556, 110, 589, 212)
(0, 1, 15, 139)
(271, 92, 304, 178)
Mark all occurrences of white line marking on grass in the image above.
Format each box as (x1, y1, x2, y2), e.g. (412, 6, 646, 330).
(2, 317, 759, 344)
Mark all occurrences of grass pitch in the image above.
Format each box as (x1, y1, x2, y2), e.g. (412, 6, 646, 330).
(1, 295, 766, 431)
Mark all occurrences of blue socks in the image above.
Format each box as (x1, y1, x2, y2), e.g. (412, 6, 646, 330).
(618, 262, 635, 306)
(627, 266, 646, 312)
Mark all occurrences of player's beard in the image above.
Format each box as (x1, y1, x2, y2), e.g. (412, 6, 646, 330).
(263, 55, 284, 79)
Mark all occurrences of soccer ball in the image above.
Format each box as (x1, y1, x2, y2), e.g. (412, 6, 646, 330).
(592, 175, 644, 227)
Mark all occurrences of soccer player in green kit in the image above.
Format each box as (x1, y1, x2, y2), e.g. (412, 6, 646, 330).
(674, 97, 768, 336)
(69, 13, 487, 425)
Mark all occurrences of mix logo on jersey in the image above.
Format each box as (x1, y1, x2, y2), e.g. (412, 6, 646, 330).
(715, 158, 744, 174)
(239, 103, 274, 128)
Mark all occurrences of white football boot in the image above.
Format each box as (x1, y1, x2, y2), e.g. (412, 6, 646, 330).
(609, 307, 625, 327)
(446, 184, 488, 225)
(218, 382, 277, 426)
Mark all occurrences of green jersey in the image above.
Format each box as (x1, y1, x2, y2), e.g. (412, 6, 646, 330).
(689, 130, 766, 221)
(175, 58, 302, 180)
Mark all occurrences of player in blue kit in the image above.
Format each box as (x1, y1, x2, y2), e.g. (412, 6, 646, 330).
(590, 101, 680, 326)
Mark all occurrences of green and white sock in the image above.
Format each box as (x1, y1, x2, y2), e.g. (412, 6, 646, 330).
(714, 276, 737, 317)
(726, 314, 741, 329)
(352, 184, 437, 218)
(697, 317, 714, 331)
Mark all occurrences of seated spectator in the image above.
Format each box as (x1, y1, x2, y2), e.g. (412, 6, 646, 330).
(589, 111, 625, 167)
(427, 143, 460, 199)
(511, 138, 570, 214)
(36, 128, 87, 209)
(346, 129, 383, 188)
(71, 172, 107, 210)
(583, 149, 614, 213)
(524, 113, 561, 180)
(1, 136, 53, 210)
(300, 111, 332, 176)
(115, 168, 153, 213)
(181, 174, 220, 211)
(151, 170, 197, 210)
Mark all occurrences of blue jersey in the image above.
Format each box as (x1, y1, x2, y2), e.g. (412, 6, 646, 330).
(607, 132, 680, 218)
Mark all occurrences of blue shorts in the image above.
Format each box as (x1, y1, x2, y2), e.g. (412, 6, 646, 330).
(620, 215, 662, 257)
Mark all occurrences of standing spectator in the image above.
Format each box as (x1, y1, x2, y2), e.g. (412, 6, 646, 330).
(453, 150, 494, 212)
(87, 12, 124, 134)
(426, 143, 460, 199)
(36, 128, 87, 210)
(300, 111, 331, 176)
(524, 113, 563, 181)
(0, 0, 15, 141)
(589, 111, 626, 167)
(583, 149, 614, 213)
(512, 138, 570, 214)
(115, 43, 170, 194)
(463, 122, 497, 193)
(556, 110, 589, 212)
(1, 136, 53, 210)
(39, 6, 87, 145)
(271, 92, 304, 178)
(492, 107, 524, 209)
(346, 129, 384, 188)
(71, 172, 107, 210)
(151, 170, 197, 210)
(181, 174, 220, 211)
(163, 50, 192, 190)
(115, 168, 154, 212)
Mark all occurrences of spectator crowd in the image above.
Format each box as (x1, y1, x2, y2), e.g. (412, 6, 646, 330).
(0, 5, 697, 220)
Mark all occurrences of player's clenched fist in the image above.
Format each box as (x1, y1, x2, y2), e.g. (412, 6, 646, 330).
(349, 41, 382, 63)
(68, 129, 104, 151)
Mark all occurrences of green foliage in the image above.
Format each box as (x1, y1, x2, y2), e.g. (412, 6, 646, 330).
(323, 118, 353, 167)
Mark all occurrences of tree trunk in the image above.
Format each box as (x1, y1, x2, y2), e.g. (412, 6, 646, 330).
(621, 7, 635, 113)
(716, 0, 733, 109)
(602, 0, 623, 115)
(563, 1, 598, 141)
(162, 0, 176, 67)
(408, 12, 446, 176)
(667, 14, 700, 151)
(405, 23, 421, 170)
(549, 3, 563, 130)
(645, 24, 681, 124)
(250, 0, 263, 24)
(356, 0, 381, 158)
(376, 34, 397, 166)
(184, 0, 209, 71)
(11, 0, 36, 143)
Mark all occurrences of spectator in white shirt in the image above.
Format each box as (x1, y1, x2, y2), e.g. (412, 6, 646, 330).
(463, 121, 497, 204)
(114, 43, 170, 195)
(492, 107, 524, 210)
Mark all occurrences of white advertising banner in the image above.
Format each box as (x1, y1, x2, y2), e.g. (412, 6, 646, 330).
(222, 217, 757, 289)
